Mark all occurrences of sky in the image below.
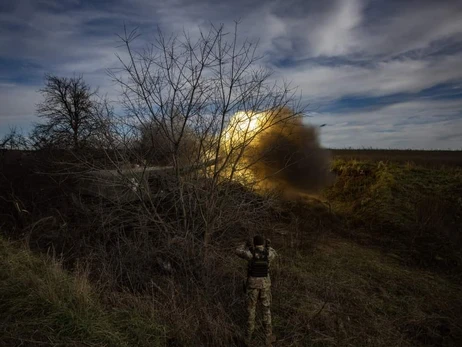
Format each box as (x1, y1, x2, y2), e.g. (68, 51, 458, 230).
(0, 0, 461, 149)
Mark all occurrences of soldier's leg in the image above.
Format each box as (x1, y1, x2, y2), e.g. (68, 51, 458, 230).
(260, 287, 273, 346)
(246, 288, 260, 342)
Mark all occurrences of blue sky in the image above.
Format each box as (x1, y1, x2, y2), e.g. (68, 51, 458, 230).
(1, 0, 461, 149)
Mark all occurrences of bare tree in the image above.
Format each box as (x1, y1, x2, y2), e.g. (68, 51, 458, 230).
(0, 127, 31, 150)
(104, 22, 304, 250)
(36, 74, 100, 150)
(111, 23, 301, 168)
(70, 23, 305, 298)
(134, 115, 199, 166)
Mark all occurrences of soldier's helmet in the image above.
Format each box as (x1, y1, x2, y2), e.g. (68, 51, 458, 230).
(253, 235, 265, 246)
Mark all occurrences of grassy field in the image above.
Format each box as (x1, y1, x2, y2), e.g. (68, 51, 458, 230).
(272, 239, 461, 346)
(1, 151, 461, 346)
(0, 237, 166, 346)
(331, 149, 462, 167)
(325, 159, 462, 272)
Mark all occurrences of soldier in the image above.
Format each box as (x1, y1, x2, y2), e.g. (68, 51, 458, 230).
(236, 235, 277, 347)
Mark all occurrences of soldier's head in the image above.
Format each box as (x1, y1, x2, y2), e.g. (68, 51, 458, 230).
(253, 235, 265, 247)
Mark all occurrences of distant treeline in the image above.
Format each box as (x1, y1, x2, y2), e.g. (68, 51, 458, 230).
(330, 149, 462, 167)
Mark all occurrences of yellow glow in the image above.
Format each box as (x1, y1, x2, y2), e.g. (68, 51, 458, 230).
(224, 111, 267, 148)
(219, 110, 271, 184)
(205, 107, 296, 190)
(205, 109, 280, 186)
(231, 111, 260, 134)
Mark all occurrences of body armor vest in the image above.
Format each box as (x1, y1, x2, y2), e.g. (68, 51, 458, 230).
(248, 247, 269, 277)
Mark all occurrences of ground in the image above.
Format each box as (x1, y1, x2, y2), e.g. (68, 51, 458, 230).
(1, 150, 461, 346)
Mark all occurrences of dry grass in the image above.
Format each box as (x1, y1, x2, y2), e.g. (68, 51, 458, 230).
(331, 149, 462, 168)
(0, 236, 166, 346)
(1, 153, 462, 346)
(272, 239, 462, 346)
(325, 159, 462, 275)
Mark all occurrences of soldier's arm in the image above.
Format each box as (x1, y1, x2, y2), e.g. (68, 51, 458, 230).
(268, 247, 278, 262)
(235, 242, 253, 260)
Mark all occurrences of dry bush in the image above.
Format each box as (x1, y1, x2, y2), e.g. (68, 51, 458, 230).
(136, 119, 200, 166)
(52, 179, 280, 345)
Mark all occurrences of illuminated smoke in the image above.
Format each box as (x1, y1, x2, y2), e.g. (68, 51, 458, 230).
(224, 108, 333, 194)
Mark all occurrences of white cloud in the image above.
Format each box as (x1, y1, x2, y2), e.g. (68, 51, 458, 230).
(360, 2, 462, 58)
(0, 84, 41, 136)
(279, 53, 462, 103)
(309, 0, 364, 56)
(314, 99, 462, 149)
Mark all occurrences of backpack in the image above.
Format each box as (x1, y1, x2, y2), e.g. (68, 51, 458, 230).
(248, 247, 269, 277)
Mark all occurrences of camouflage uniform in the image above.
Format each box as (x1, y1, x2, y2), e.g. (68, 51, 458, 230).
(236, 242, 277, 346)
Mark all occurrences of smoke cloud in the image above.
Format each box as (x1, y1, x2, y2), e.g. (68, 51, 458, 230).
(244, 108, 333, 194)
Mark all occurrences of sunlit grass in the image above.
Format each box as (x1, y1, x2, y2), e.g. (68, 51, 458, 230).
(0, 237, 166, 346)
